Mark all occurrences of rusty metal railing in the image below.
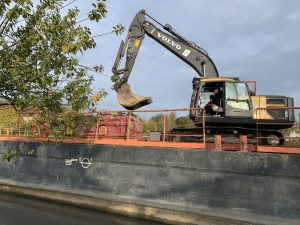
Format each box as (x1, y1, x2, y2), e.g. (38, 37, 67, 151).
(0, 106, 300, 154)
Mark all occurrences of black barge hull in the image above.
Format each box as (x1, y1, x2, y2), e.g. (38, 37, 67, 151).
(0, 141, 299, 225)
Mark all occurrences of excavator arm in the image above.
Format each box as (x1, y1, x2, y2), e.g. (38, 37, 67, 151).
(112, 9, 219, 110)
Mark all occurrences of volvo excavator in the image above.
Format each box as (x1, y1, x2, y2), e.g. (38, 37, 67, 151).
(112, 9, 295, 145)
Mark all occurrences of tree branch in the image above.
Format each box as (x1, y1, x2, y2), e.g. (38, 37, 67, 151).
(0, 1, 23, 36)
(58, 0, 77, 10)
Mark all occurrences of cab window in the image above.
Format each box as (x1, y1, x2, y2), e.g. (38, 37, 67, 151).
(225, 82, 249, 101)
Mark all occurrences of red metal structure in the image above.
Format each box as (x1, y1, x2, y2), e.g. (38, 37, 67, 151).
(79, 112, 143, 140)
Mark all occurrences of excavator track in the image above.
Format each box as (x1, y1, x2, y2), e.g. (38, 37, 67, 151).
(169, 127, 285, 146)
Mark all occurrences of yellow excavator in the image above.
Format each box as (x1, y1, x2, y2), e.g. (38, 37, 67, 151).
(112, 10, 295, 145)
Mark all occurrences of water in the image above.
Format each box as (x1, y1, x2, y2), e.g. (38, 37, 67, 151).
(0, 193, 164, 225)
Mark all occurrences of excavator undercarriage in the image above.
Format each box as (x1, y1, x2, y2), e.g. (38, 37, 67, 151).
(170, 125, 285, 146)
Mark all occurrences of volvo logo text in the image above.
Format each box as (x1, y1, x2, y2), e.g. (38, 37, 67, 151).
(157, 32, 181, 50)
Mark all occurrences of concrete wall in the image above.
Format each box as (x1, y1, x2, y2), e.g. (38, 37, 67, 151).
(0, 140, 299, 225)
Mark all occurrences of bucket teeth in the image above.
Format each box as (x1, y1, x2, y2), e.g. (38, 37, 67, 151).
(117, 83, 152, 110)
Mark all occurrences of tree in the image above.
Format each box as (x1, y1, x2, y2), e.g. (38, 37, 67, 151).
(167, 111, 176, 131)
(142, 112, 177, 134)
(0, 0, 124, 137)
(0, 106, 20, 126)
(175, 116, 196, 129)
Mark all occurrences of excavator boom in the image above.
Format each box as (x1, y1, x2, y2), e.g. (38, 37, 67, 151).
(112, 9, 219, 110)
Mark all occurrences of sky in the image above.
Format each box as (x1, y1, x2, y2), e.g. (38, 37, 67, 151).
(76, 0, 300, 111)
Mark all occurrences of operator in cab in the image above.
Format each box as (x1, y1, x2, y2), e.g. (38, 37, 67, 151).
(205, 88, 223, 116)
(210, 89, 222, 106)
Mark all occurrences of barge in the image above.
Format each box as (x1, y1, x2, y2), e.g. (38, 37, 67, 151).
(0, 108, 300, 225)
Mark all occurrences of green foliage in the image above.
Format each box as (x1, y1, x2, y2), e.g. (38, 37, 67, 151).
(142, 120, 158, 135)
(142, 112, 177, 134)
(168, 112, 176, 131)
(89, 0, 107, 22)
(93, 65, 104, 73)
(0, 0, 124, 137)
(1, 149, 20, 162)
(113, 23, 125, 35)
(281, 124, 298, 137)
(175, 116, 196, 129)
(0, 107, 20, 126)
(110, 74, 121, 83)
(142, 113, 197, 134)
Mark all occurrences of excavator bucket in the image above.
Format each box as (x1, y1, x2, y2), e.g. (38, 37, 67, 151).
(117, 83, 152, 110)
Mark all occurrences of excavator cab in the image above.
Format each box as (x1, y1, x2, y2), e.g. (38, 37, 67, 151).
(191, 77, 253, 120)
